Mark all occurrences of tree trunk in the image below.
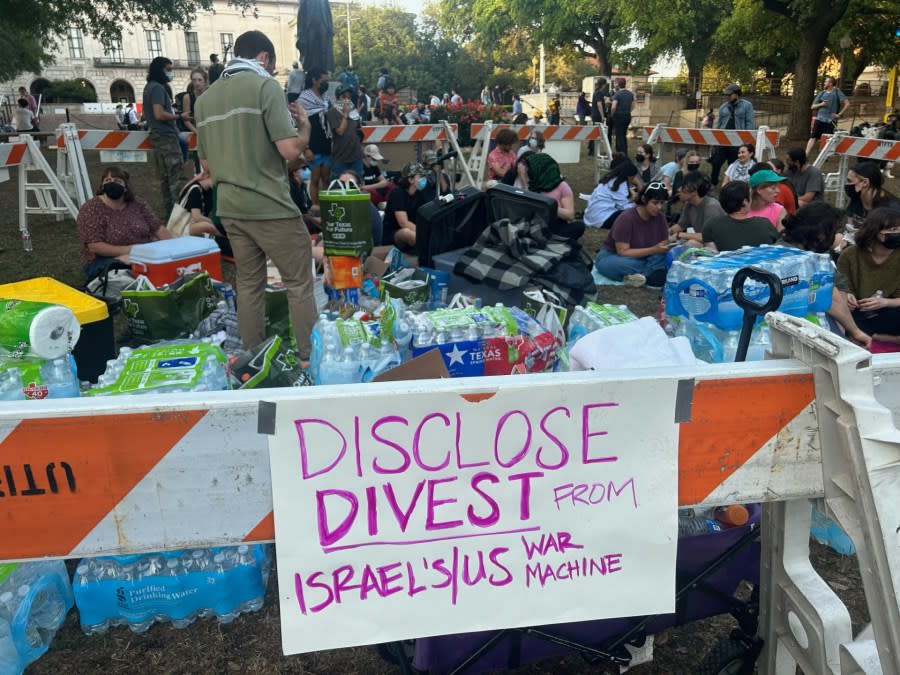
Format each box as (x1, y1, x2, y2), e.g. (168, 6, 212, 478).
(685, 59, 703, 110)
(788, 37, 825, 139)
(761, 0, 850, 139)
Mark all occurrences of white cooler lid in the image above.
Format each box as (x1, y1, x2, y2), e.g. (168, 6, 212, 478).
(129, 236, 220, 264)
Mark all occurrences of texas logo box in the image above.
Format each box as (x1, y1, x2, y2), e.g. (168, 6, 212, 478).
(129, 237, 223, 286)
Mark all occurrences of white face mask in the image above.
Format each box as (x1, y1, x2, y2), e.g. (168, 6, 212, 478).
(165, 71, 174, 82)
(528, 138, 538, 148)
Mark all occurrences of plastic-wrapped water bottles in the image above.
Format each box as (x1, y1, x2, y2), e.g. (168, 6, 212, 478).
(86, 341, 230, 396)
(664, 245, 833, 330)
(311, 311, 403, 385)
(0, 560, 74, 674)
(73, 544, 273, 634)
(0, 354, 80, 401)
(566, 303, 639, 345)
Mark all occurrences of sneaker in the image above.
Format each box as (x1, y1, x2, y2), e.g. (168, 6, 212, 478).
(623, 273, 646, 288)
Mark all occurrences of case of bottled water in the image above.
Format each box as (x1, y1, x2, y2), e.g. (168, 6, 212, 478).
(310, 308, 405, 386)
(408, 304, 557, 377)
(73, 544, 272, 634)
(0, 560, 74, 674)
(566, 303, 639, 346)
(85, 341, 230, 396)
(664, 246, 834, 331)
(0, 354, 80, 401)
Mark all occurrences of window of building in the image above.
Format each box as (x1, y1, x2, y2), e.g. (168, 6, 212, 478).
(185, 32, 200, 65)
(220, 33, 233, 58)
(146, 30, 162, 59)
(106, 37, 124, 63)
(67, 27, 85, 59)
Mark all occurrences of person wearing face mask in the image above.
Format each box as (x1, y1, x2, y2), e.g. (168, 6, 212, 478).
(843, 161, 899, 229)
(361, 144, 394, 207)
(668, 150, 702, 206)
(143, 56, 190, 217)
(778, 202, 870, 347)
(299, 67, 334, 205)
(634, 144, 658, 185)
(593, 182, 673, 287)
(382, 162, 427, 248)
(836, 207, 900, 346)
(77, 166, 172, 280)
(327, 84, 365, 178)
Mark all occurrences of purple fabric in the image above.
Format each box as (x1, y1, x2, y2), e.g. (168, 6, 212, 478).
(412, 505, 761, 674)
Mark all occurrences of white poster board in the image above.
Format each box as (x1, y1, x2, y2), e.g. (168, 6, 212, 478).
(268, 376, 680, 655)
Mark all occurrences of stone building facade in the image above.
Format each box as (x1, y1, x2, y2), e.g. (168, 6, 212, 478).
(2, 0, 300, 104)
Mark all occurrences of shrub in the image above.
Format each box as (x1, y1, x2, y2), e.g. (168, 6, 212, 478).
(42, 79, 98, 103)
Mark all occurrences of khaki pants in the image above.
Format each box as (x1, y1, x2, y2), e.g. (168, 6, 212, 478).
(222, 216, 317, 360)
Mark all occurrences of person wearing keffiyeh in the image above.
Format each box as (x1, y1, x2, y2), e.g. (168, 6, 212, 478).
(298, 67, 333, 204)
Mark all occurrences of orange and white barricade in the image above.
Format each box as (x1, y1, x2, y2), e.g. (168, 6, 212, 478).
(468, 123, 613, 185)
(0, 313, 897, 671)
(1, 133, 79, 249)
(813, 131, 900, 207)
(54, 123, 201, 207)
(642, 124, 781, 163)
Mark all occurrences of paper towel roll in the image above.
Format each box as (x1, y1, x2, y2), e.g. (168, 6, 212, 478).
(0, 300, 81, 359)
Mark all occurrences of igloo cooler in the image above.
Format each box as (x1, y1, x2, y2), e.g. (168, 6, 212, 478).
(129, 237, 223, 286)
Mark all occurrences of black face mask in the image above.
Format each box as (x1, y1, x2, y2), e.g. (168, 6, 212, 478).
(635, 154, 645, 162)
(882, 233, 900, 249)
(844, 184, 857, 198)
(318, 81, 330, 94)
(102, 182, 125, 200)
(686, 163, 700, 172)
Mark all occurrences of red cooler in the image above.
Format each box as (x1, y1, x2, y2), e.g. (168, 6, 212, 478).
(129, 237, 223, 286)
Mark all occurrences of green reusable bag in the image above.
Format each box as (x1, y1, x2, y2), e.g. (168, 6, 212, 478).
(121, 272, 217, 343)
(319, 178, 373, 257)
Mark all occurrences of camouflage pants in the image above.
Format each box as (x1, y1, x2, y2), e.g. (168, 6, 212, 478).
(151, 133, 187, 217)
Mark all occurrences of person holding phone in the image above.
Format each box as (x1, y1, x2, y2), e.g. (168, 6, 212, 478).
(326, 84, 365, 178)
(593, 182, 673, 288)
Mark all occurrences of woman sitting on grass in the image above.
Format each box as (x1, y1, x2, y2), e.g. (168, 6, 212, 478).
(836, 206, 900, 348)
(593, 182, 673, 288)
(76, 166, 172, 280)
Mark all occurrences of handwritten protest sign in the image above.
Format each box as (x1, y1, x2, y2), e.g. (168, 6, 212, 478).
(267, 376, 680, 654)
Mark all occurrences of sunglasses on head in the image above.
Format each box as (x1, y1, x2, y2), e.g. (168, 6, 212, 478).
(645, 182, 666, 191)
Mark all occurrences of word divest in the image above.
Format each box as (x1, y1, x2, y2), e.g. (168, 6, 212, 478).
(267, 375, 681, 654)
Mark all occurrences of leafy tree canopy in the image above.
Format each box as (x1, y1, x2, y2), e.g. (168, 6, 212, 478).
(0, 0, 253, 81)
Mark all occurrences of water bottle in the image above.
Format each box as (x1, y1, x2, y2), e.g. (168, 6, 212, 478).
(0, 616, 18, 674)
(863, 290, 884, 320)
(40, 356, 80, 399)
(211, 553, 239, 624)
(0, 367, 24, 401)
(0, 560, 73, 671)
(810, 506, 856, 555)
(677, 508, 724, 537)
(21, 232, 33, 252)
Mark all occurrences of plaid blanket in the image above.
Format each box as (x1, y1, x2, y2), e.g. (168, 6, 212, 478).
(454, 218, 597, 306)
